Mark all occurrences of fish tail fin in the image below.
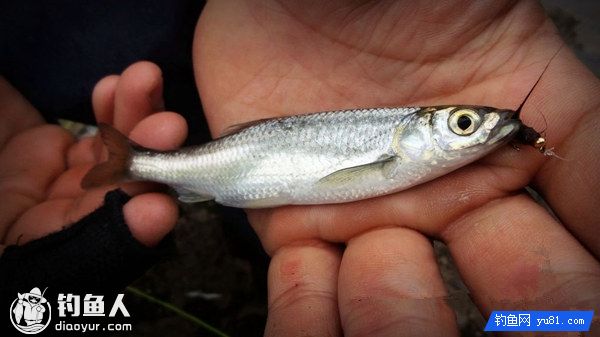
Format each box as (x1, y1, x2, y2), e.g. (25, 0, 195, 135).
(81, 123, 135, 189)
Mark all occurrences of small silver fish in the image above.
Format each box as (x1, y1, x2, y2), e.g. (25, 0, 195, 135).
(82, 106, 521, 208)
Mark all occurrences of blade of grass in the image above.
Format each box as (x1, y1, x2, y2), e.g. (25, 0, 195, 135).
(126, 286, 230, 337)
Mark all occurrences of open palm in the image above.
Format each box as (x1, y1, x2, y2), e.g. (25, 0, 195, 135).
(194, 1, 600, 335)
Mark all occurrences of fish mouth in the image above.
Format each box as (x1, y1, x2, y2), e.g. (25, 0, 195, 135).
(498, 109, 518, 120)
(488, 110, 521, 144)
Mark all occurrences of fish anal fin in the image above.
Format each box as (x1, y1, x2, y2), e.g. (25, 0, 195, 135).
(317, 156, 399, 187)
(174, 187, 214, 203)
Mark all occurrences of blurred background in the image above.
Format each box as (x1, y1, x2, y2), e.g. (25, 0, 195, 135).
(1, 1, 598, 336)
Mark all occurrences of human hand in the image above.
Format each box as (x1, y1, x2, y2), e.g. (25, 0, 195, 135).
(194, 0, 600, 335)
(0, 62, 186, 249)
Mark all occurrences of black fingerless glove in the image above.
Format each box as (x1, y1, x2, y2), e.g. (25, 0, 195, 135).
(0, 189, 170, 296)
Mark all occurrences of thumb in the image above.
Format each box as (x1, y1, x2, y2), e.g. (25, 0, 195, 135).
(124, 193, 179, 247)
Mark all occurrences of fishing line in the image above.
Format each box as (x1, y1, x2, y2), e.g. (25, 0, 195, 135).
(514, 42, 566, 159)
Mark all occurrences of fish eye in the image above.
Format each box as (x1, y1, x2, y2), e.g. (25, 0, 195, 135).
(449, 109, 480, 135)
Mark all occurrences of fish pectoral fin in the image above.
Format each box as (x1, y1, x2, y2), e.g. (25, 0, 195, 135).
(174, 187, 214, 203)
(316, 156, 399, 187)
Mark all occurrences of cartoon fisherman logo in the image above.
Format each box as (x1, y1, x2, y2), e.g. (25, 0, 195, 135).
(9, 287, 52, 334)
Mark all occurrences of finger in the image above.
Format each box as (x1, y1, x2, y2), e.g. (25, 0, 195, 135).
(128, 112, 188, 150)
(4, 185, 116, 245)
(123, 193, 178, 247)
(67, 137, 98, 167)
(0, 125, 74, 241)
(3, 184, 110, 244)
(338, 228, 458, 337)
(0, 77, 44, 149)
(441, 194, 600, 314)
(113, 62, 165, 134)
(92, 74, 119, 124)
(265, 241, 342, 337)
(4, 198, 77, 244)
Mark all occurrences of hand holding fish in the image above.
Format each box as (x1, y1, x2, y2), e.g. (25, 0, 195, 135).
(0, 63, 183, 248)
(195, 0, 600, 335)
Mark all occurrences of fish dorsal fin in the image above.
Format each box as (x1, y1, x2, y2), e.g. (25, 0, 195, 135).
(316, 156, 399, 187)
(217, 117, 276, 138)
